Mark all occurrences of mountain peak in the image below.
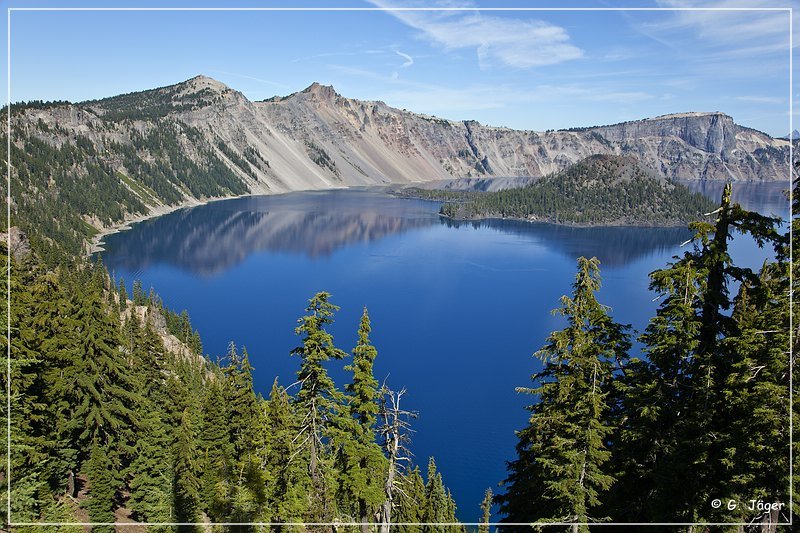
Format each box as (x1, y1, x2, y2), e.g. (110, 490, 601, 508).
(302, 82, 339, 99)
(183, 75, 231, 93)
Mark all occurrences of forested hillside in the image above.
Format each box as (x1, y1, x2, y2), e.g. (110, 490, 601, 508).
(3, 109, 249, 261)
(1, 244, 463, 530)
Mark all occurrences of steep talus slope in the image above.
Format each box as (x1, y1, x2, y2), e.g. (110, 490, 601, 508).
(6, 75, 790, 258)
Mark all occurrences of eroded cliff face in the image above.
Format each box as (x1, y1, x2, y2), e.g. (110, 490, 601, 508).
(16, 75, 790, 210)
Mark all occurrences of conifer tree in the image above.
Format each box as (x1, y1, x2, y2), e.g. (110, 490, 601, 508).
(722, 262, 790, 528)
(118, 278, 127, 311)
(422, 458, 460, 533)
(199, 377, 234, 522)
(224, 344, 267, 525)
(607, 258, 704, 522)
(224, 343, 261, 460)
(67, 285, 140, 450)
(263, 378, 310, 525)
(173, 408, 201, 530)
(6, 256, 56, 521)
(21, 268, 85, 497)
(127, 404, 174, 526)
(85, 439, 116, 533)
(291, 292, 348, 523)
(340, 308, 387, 531)
(423, 458, 448, 528)
(610, 184, 787, 524)
(498, 257, 630, 532)
(132, 279, 146, 306)
(479, 488, 492, 533)
(394, 466, 426, 533)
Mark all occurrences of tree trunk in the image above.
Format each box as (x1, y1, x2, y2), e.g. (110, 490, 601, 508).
(759, 506, 779, 533)
(66, 469, 75, 498)
(360, 501, 370, 533)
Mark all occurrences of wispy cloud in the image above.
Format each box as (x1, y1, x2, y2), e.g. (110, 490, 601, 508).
(394, 49, 414, 67)
(641, 1, 794, 55)
(367, 0, 583, 68)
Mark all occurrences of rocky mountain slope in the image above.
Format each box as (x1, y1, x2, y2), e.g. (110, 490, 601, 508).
(6, 75, 790, 257)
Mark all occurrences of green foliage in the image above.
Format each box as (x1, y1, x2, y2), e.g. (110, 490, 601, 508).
(6, 130, 146, 259)
(422, 458, 462, 533)
(498, 257, 630, 530)
(291, 292, 349, 522)
(85, 440, 116, 532)
(8, 107, 249, 261)
(85, 81, 221, 122)
(305, 140, 338, 174)
(173, 408, 201, 529)
(216, 140, 258, 180)
(15, 168, 790, 531)
(262, 379, 310, 524)
(338, 308, 387, 525)
(611, 183, 788, 525)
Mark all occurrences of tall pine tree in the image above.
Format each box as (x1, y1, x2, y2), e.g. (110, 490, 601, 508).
(291, 292, 348, 525)
(339, 308, 387, 531)
(498, 257, 630, 532)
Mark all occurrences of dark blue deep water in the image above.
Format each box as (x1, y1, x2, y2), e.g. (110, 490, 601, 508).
(98, 182, 788, 522)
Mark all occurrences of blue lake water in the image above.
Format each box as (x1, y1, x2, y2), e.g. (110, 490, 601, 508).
(98, 182, 788, 522)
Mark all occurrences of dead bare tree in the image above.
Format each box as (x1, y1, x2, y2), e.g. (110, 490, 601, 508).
(377, 383, 417, 533)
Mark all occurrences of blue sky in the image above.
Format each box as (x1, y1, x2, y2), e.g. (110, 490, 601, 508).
(2, 0, 797, 136)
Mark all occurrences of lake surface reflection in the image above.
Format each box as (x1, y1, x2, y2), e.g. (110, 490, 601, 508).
(99, 183, 785, 521)
(104, 188, 695, 275)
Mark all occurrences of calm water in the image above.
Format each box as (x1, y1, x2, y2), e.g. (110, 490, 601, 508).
(99, 182, 787, 521)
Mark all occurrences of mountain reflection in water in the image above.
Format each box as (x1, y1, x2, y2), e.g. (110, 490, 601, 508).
(101, 190, 437, 276)
(101, 188, 692, 276)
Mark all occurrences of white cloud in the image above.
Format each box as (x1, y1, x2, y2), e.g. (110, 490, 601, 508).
(367, 0, 583, 68)
(394, 49, 414, 67)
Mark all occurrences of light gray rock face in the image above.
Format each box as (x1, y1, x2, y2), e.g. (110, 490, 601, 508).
(16, 76, 790, 206)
